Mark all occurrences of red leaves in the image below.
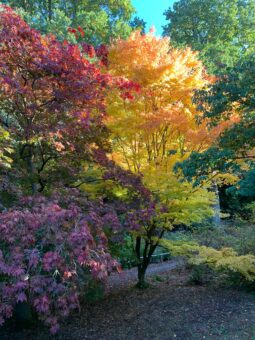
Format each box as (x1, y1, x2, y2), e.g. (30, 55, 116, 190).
(114, 77, 141, 100)
(68, 26, 85, 39)
(67, 27, 77, 34)
(77, 26, 85, 37)
(0, 6, 118, 188)
(0, 192, 121, 333)
(81, 42, 96, 58)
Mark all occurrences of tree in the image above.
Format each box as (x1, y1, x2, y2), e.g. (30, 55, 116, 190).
(129, 16, 146, 34)
(106, 30, 218, 287)
(0, 190, 122, 333)
(0, 8, 150, 331)
(163, 0, 255, 73)
(178, 54, 255, 213)
(3, 0, 137, 44)
(0, 6, 114, 194)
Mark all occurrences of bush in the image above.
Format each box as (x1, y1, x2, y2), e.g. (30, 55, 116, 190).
(110, 235, 137, 269)
(0, 192, 120, 333)
(191, 222, 255, 255)
(188, 264, 215, 285)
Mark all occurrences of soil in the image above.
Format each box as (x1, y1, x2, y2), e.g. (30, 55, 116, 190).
(1, 260, 255, 340)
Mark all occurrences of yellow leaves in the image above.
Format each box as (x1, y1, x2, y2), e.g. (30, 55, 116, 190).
(214, 173, 239, 186)
(161, 239, 255, 281)
(194, 247, 255, 281)
(106, 30, 220, 226)
(106, 30, 214, 170)
(159, 238, 199, 257)
(108, 30, 206, 91)
(142, 162, 215, 225)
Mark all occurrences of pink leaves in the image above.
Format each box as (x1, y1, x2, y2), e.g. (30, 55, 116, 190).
(50, 322, 60, 335)
(90, 261, 108, 280)
(34, 295, 50, 313)
(0, 192, 120, 333)
(53, 141, 65, 152)
(28, 249, 40, 268)
(42, 252, 63, 272)
(16, 291, 27, 303)
(0, 304, 13, 324)
(0, 6, 115, 190)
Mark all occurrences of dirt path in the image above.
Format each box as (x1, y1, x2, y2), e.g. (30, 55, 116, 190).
(106, 258, 184, 292)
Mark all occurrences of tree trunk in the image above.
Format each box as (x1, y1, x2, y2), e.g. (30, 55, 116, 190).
(137, 263, 148, 288)
(135, 236, 150, 288)
(135, 230, 165, 289)
(23, 144, 37, 194)
(27, 153, 37, 194)
(48, 0, 52, 21)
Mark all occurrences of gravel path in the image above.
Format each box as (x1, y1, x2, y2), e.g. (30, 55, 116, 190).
(106, 258, 184, 292)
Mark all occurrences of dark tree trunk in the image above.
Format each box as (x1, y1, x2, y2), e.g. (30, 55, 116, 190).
(48, 0, 52, 21)
(21, 143, 37, 194)
(137, 265, 146, 288)
(135, 229, 165, 288)
(135, 237, 152, 288)
(137, 262, 149, 288)
(27, 154, 37, 194)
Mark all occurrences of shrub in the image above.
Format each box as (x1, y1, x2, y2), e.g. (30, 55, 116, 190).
(161, 238, 255, 288)
(0, 192, 120, 333)
(188, 264, 215, 285)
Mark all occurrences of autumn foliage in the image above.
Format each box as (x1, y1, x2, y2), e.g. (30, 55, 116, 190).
(1, 3, 250, 335)
(0, 191, 120, 333)
(106, 30, 227, 172)
(0, 6, 126, 332)
(0, 5, 114, 193)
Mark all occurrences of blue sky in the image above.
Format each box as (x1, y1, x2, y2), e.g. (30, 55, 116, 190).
(132, 0, 175, 36)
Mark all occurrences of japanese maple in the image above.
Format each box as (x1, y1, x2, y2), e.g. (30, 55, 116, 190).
(0, 190, 121, 333)
(0, 5, 113, 194)
(105, 30, 223, 286)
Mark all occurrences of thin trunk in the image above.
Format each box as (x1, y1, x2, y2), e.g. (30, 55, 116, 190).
(212, 182, 221, 226)
(27, 155, 37, 194)
(136, 230, 165, 288)
(48, 0, 52, 21)
(135, 238, 153, 288)
(137, 265, 147, 288)
(25, 145, 37, 194)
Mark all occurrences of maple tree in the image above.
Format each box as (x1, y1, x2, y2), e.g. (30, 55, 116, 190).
(105, 30, 225, 286)
(0, 7, 155, 329)
(0, 190, 122, 333)
(0, 5, 114, 194)
(106, 30, 228, 169)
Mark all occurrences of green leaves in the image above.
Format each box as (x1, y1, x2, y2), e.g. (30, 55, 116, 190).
(163, 0, 255, 74)
(7, 0, 136, 45)
(176, 147, 238, 185)
(0, 128, 13, 169)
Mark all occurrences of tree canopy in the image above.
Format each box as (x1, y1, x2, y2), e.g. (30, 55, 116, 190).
(178, 54, 255, 211)
(3, 0, 144, 44)
(163, 0, 255, 73)
(1, 3, 255, 335)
